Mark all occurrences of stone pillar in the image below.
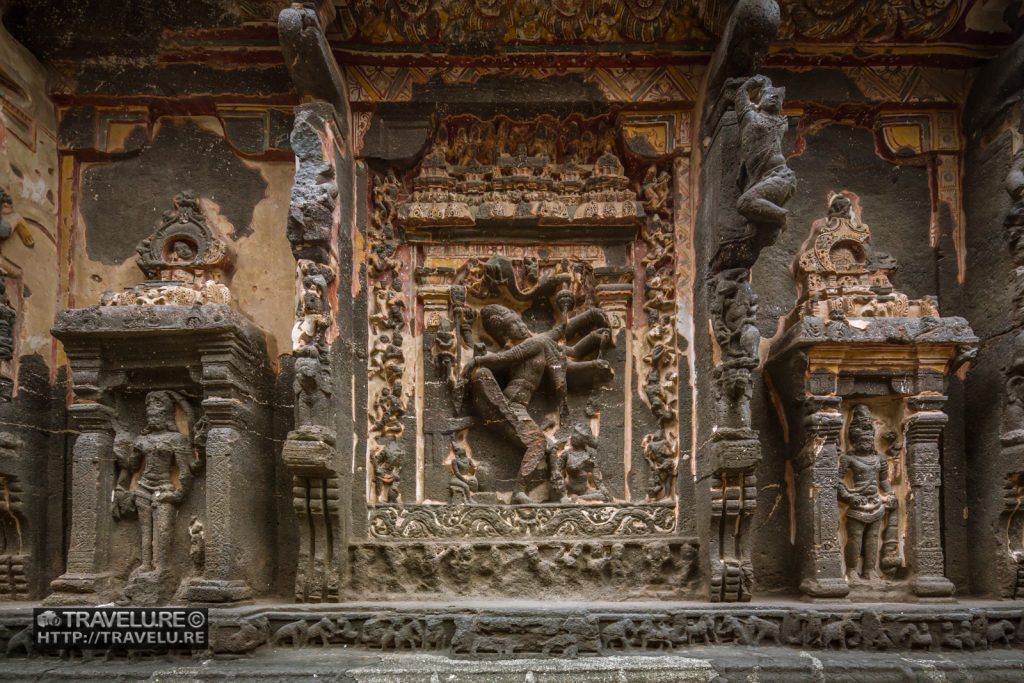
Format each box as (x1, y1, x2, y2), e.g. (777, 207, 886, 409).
(181, 396, 254, 603)
(46, 402, 116, 604)
(904, 394, 955, 599)
(794, 395, 849, 599)
(594, 267, 632, 500)
(418, 273, 456, 502)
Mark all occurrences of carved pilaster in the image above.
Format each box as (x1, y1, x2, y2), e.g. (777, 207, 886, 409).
(903, 395, 954, 599)
(794, 395, 849, 599)
(46, 402, 117, 604)
(179, 396, 254, 604)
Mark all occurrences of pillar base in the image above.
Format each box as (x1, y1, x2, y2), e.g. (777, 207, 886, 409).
(181, 577, 254, 605)
(44, 572, 117, 605)
(800, 576, 850, 600)
(912, 575, 956, 600)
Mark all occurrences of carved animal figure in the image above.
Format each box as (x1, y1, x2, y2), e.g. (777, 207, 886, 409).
(637, 618, 674, 650)
(890, 622, 932, 650)
(306, 617, 341, 647)
(272, 619, 309, 648)
(680, 614, 718, 645)
(982, 619, 1016, 648)
(819, 617, 859, 650)
(362, 617, 399, 649)
(422, 616, 447, 650)
(940, 621, 975, 650)
(394, 620, 424, 649)
(601, 618, 637, 650)
(718, 615, 752, 644)
(217, 616, 270, 654)
(719, 615, 780, 645)
(6, 625, 33, 657)
(540, 632, 582, 657)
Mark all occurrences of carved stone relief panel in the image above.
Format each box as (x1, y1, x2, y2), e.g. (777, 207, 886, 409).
(354, 114, 696, 599)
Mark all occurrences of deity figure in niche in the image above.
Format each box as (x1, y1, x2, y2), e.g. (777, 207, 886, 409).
(838, 404, 896, 583)
(116, 390, 202, 601)
(735, 74, 797, 247)
(458, 303, 613, 504)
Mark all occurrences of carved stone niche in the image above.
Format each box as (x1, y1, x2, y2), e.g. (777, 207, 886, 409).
(766, 193, 977, 602)
(45, 193, 274, 607)
(352, 117, 695, 600)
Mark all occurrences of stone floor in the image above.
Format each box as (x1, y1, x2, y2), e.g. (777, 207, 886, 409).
(2, 648, 1024, 682)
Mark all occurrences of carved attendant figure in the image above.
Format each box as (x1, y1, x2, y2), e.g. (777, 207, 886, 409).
(838, 405, 895, 582)
(552, 423, 610, 503)
(735, 75, 797, 246)
(121, 391, 200, 594)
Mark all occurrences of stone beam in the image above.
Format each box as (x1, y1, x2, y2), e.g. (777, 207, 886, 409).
(278, 2, 350, 131)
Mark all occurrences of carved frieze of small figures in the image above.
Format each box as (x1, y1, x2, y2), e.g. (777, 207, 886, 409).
(397, 115, 643, 232)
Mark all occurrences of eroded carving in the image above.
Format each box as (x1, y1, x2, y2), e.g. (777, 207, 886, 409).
(101, 191, 232, 307)
(115, 391, 204, 605)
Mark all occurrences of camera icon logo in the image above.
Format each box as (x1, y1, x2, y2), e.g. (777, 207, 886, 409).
(36, 610, 61, 628)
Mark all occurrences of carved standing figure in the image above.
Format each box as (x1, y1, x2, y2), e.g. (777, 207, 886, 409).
(459, 304, 612, 503)
(837, 405, 896, 582)
(735, 75, 796, 246)
(292, 346, 333, 442)
(119, 391, 201, 600)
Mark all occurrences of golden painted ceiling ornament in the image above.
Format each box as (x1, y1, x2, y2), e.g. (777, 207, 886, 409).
(332, 0, 707, 45)
(779, 0, 967, 42)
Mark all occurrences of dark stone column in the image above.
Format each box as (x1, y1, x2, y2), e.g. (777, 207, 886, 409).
(794, 396, 849, 599)
(181, 397, 255, 603)
(45, 402, 116, 604)
(904, 394, 955, 599)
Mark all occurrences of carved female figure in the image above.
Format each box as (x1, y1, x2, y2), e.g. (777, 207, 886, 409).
(118, 391, 201, 598)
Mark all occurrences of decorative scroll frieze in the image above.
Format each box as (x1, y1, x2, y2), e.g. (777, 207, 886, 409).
(367, 503, 677, 539)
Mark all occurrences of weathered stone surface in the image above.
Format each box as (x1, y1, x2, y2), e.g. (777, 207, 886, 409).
(0, 0, 1021, 673)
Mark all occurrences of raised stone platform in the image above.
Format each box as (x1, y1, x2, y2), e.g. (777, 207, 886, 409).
(1, 647, 1024, 681)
